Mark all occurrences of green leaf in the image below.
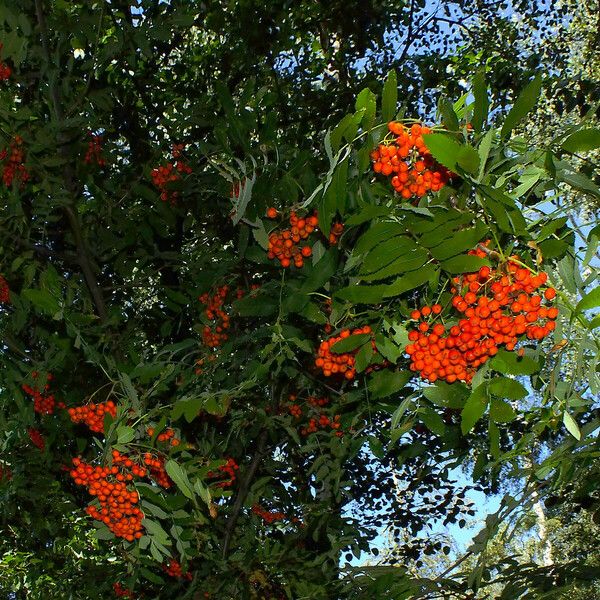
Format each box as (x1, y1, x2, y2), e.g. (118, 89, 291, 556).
(438, 96, 460, 131)
(563, 412, 581, 440)
(117, 426, 135, 444)
(381, 70, 398, 122)
(335, 283, 390, 304)
(330, 333, 370, 353)
(488, 377, 528, 400)
(368, 370, 411, 399)
(359, 248, 429, 282)
(419, 407, 446, 436)
(440, 255, 490, 274)
(429, 222, 487, 261)
(561, 128, 600, 153)
(320, 159, 348, 236)
(421, 133, 461, 171)
(234, 294, 277, 316)
(422, 382, 469, 409)
(355, 342, 374, 373)
(575, 286, 600, 314)
(172, 397, 202, 422)
(382, 265, 439, 298)
(359, 237, 419, 275)
(301, 249, 338, 292)
(330, 114, 353, 152)
(355, 88, 377, 129)
(164, 460, 195, 500)
(501, 74, 542, 139)
(142, 518, 171, 546)
(457, 145, 480, 174)
(193, 479, 211, 505)
(21, 288, 60, 315)
(461, 384, 489, 434)
(489, 398, 516, 423)
(489, 349, 539, 375)
(477, 130, 494, 181)
(391, 397, 412, 430)
(471, 72, 489, 132)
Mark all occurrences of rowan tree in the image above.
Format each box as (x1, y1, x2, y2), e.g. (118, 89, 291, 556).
(0, 1, 599, 599)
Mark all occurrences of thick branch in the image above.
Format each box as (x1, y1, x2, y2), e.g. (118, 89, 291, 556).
(221, 428, 269, 558)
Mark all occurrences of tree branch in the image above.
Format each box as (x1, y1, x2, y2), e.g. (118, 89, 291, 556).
(35, 0, 108, 322)
(221, 428, 269, 558)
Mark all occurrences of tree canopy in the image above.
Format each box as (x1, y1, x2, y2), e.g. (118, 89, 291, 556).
(0, 1, 599, 599)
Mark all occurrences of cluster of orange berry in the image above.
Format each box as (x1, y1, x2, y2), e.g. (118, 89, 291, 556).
(28, 428, 45, 450)
(286, 394, 342, 437)
(113, 583, 136, 598)
(266, 210, 318, 268)
(405, 245, 558, 384)
(150, 144, 192, 204)
(300, 413, 342, 437)
(0, 136, 30, 187)
(0, 43, 10, 80)
(251, 504, 287, 524)
(207, 457, 239, 488)
(162, 558, 193, 581)
(70, 453, 145, 542)
(0, 275, 9, 303)
(287, 393, 328, 417)
(68, 400, 117, 433)
(143, 453, 173, 489)
(23, 373, 63, 415)
(315, 326, 375, 380)
(371, 122, 449, 199)
(84, 133, 106, 166)
(199, 285, 232, 348)
(147, 427, 180, 446)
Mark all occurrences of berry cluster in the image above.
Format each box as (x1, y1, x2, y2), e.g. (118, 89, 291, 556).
(300, 413, 342, 437)
(405, 246, 558, 384)
(267, 210, 318, 268)
(371, 122, 449, 199)
(28, 428, 45, 451)
(143, 453, 173, 489)
(113, 583, 136, 598)
(162, 559, 193, 581)
(199, 285, 231, 348)
(68, 400, 117, 433)
(147, 427, 180, 446)
(207, 457, 239, 488)
(23, 372, 63, 415)
(315, 326, 374, 380)
(252, 504, 286, 524)
(84, 133, 106, 166)
(0, 136, 30, 187)
(286, 393, 342, 437)
(0, 43, 10, 80)
(0, 275, 9, 303)
(150, 144, 192, 204)
(70, 454, 145, 541)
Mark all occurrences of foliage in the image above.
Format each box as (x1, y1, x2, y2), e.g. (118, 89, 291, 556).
(0, 1, 599, 599)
